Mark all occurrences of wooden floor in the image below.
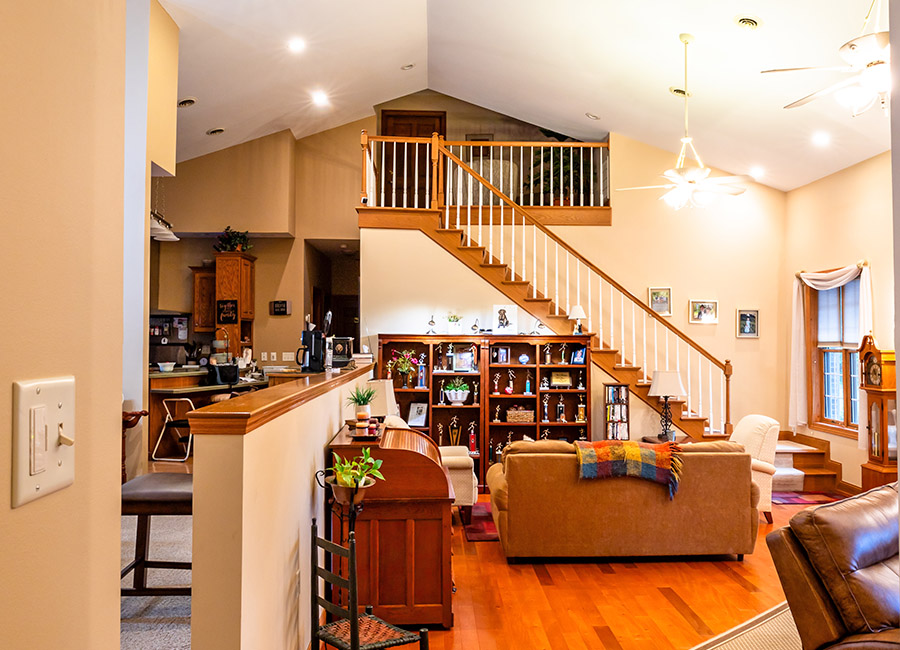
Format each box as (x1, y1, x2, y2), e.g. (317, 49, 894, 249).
(427, 497, 806, 650)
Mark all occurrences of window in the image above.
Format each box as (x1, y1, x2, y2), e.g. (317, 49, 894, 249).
(805, 277, 860, 436)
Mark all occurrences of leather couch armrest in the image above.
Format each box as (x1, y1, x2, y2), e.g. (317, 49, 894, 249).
(751, 458, 776, 475)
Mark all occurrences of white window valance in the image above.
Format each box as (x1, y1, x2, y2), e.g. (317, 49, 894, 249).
(788, 261, 873, 448)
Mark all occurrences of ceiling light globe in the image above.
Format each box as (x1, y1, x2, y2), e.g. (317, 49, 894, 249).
(749, 166, 764, 181)
(860, 62, 891, 93)
(311, 90, 329, 107)
(288, 37, 306, 53)
(811, 131, 831, 147)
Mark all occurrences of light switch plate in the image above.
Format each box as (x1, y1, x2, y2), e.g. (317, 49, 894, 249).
(260, 352, 267, 362)
(12, 377, 76, 507)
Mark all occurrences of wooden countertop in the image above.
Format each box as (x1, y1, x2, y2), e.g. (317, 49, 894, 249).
(149, 369, 208, 378)
(150, 379, 269, 395)
(187, 363, 374, 436)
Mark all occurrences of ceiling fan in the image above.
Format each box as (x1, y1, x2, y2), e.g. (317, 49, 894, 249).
(617, 33, 750, 210)
(761, 0, 890, 117)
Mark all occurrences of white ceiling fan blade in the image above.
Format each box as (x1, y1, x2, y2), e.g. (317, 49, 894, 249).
(839, 32, 890, 67)
(662, 169, 684, 182)
(761, 65, 854, 74)
(784, 75, 861, 108)
(616, 184, 677, 191)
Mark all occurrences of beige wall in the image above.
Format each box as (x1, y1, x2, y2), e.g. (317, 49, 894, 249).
(784, 150, 893, 486)
(0, 1, 125, 647)
(147, 0, 178, 175)
(162, 129, 297, 235)
(192, 372, 372, 650)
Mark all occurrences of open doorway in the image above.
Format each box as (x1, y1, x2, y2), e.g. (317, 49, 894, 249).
(304, 239, 360, 351)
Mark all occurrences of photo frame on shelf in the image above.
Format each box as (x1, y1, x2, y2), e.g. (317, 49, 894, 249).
(736, 309, 759, 338)
(570, 347, 586, 364)
(689, 299, 718, 324)
(408, 402, 428, 427)
(550, 372, 573, 388)
(453, 350, 475, 372)
(493, 304, 518, 334)
(495, 346, 510, 364)
(648, 287, 672, 316)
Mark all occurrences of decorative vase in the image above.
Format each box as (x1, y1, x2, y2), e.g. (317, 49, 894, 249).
(326, 476, 375, 507)
(448, 321, 462, 335)
(401, 370, 411, 389)
(445, 389, 469, 406)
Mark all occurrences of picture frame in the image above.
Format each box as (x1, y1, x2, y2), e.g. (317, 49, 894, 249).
(736, 309, 759, 338)
(407, 402, 428, 427)
(689, 300, 718, 324)
(495, 346, 510, 365)
(648, 287, 672, 316)
(550, 371, 573, 388)
(570, 347, 586, 364)
(492, 304, 518, 334)
(453, 350, 475, 372)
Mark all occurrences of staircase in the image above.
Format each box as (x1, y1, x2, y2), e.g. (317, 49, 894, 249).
(775, 431, 842, 493)
(358, 131, 733, 439)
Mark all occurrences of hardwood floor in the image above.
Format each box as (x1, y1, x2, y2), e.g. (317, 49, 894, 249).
(427, 497, 807, 650)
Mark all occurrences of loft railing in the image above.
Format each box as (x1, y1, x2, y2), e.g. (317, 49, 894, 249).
(359, 131, 731, 435)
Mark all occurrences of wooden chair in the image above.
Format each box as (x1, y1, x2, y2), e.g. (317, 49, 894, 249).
(311, 519, 428, 650)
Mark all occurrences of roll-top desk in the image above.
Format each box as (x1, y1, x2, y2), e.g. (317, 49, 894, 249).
(326, 425, 454, 628)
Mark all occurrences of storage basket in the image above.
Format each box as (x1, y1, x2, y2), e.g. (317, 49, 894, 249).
(507, 409, 535, 423)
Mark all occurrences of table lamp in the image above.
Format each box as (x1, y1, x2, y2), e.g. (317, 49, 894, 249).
(366, 379, 399, 419)
(569, 305, 587, 334)
(647, 370, 686, 441)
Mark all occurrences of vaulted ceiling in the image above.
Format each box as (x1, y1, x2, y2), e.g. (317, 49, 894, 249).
(162, 0, 891, 191)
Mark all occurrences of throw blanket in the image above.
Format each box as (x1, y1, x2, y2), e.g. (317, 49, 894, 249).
(574, 440, 683, 499)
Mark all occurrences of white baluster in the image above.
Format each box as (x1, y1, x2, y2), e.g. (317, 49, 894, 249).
(631, 303, 635, 369)
(720, 373, 725, 436)
(554, 242, 559, 315)
(543, 232, 548, 300)
(532, 225, 537, 298)
(478, 147, 484, 243)
(511, 207, 515, 279)
(698, 354, 703, 421)
(709, 362, 714, 435)
(521, 213, 526, 282)
(519, 146, 524, 207)
(380, 142, 385, 207)
(466, 157, 472, 245)
(665, 329, 669, 370)
(687, 348, 692, 415)
(455, 151, 461, 230)
(391, 142, 397, 208)
(569, 146, 573, 204)
(590, 147, 595, 207)
(559, 147, 564, 205)
(488, 187, 493, 260)
(565, 251, 570, 314)
(445, 156, 451, 229)
(530, 146, 535, 206)
(499, 196, 504, 265)
(403, 142, 408, 208)
(424, 143, 429, 207)
(587, 272, 592, 333)
(642, 311, 647, 382)
(609, 285, 614, 350)
(598, 278, 603, 346)
(509, 146, 513, 201)
(580, 147, 585, 207)
(549, 147, 553, 205)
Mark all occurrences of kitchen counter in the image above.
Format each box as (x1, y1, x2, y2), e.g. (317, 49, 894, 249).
(150, 378, 268, 395)
(148, 369, 208, 378)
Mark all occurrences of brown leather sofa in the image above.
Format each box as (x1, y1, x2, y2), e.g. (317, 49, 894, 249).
(766, 483, 900, 649)
(485, 439, 758, 559)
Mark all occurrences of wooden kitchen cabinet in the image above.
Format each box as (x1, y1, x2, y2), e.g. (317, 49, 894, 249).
(190, 266, 216, 332)
(240, 257, 254, 319)
(215, 251, 255, 358)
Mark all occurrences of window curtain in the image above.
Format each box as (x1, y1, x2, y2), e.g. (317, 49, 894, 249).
(788, 262, 872, 448)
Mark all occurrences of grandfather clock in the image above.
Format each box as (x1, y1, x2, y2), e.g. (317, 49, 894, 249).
(859, 335, 897, 491)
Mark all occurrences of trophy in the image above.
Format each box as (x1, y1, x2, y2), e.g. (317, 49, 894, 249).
(576, 395, 587, 423)
(540, 375, 549, 390)
(578, 428, 587, 441)
(385, 360, 394, 380)
(427, 315, 436, 335)
(494, 404, 501, 422)
(473, 381, 479, 402)
(438, 379, 446, 405)
(417, 353, 427, 388)
(495, 440, 503, 459)
(445, 343, 454, 371)
(542, 394, 550, 422)
(543, 342, 552, 365)
(577, 370, 585, 390)
(524, 369, 533, 395)
(559, 342, 568, 364)
(493, 372, 501, 394)
(434, 343, 442, 372)
(449, 415, 461, 446)
(507, 431, 513, 445)
(556, 395, 566, 422)
(471, 343, 479, 371)
(467, 421, 477, 453)
(541, 428, 550, 440)
(505, 368, 516, 394)
(437, 422, 444, 446)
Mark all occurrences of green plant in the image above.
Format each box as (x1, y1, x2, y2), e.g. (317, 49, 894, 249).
(446, 377, 469, 392)
(447, 313, 461, 323)
(347, 385, 377, 407)
(391, 349, 418, 374)
(329, 447, 384, 488)
(524, 129, 595, 201)
(213, 226, 253, 252)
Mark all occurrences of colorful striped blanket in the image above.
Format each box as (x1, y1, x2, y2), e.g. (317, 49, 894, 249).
(574, 440, 683, 499)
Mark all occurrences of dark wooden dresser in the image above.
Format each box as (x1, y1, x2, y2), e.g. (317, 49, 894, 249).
(327, 425, 454, 628)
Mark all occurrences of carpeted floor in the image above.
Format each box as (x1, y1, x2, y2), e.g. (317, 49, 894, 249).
(772, 491, 843, 505)
(121, 515, 192, 649)
(463, 502, 499, 542)
(690, 602, 801, 650)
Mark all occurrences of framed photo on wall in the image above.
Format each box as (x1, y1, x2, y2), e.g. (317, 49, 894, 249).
(493, 304, 518, 334)
(736, 309, 759, 338)
(648, 287, 672, 316)
(689, 300, 718, 324)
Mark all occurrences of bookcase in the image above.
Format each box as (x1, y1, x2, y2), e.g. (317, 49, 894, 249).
(378, 334, 591, 486)
(603, 383, 630, 440)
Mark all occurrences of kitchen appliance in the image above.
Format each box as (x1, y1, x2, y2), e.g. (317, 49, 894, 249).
(331, 337, 354, 368)
(207, 363, 239, 385)
(299, 330, 325, 372)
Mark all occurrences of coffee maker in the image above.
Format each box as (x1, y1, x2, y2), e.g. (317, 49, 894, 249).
(298, 330, 325, 372)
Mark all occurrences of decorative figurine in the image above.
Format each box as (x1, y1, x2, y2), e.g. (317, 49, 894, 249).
(438, 379, 446, 405)
(544, 342, 552, 365)
(542, 394, 550, 422)
(541, 428, 550, 440)
(494, 404, 501, 422)
(505, 368, 516, 394)
(577, 370, 585, 390)
(437, 422, 444, 446)
(427, 315, 436, 335)
(434, 343, 442, 372)
(468, 421, 477, 454)
(559, 342, 568, 364)
(576, 395, 587, 423)
(471, 343, 479, 371)
(473, 381, 479, 402)
(557, 394, 566, 422)
(524, 369, 533, 395)
(385, 359, 394, 380)
(495, 440, 503, 459)
(578, 428, 587, 441)
(518, 353, 530, 365)
(507, 431, 513, 445)
(540, 375, 550, 390)
(471, 318, 480, 333)
(449, 415, 461, 446)
(493, 372, 501, 394)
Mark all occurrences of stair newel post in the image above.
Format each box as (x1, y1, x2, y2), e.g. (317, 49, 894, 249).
(431, 133, 440, 210)
(360, 129, 369, 205)
(724, 359, 733, 435)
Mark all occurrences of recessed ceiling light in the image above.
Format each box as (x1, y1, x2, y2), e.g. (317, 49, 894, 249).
(749, 166, 765, 180)
(585, 112, 600, 120)
(205, 127, 225, 136)
(734, 15, 762, 31)
(177, 97, 197, 108)
(400, 63, 415, 71)
(812, 131, 831, 147)
(311, 90, 329, 107)
(288, 37, 306, 53)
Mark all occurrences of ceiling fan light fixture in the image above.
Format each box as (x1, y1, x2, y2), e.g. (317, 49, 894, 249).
(860, 61, 891, 93)
(835, 84, 878, 114)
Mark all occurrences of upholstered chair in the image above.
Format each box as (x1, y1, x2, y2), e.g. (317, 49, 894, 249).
(729, 414, 780, 523)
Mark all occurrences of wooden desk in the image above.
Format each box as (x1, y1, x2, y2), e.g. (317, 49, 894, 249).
(327, 425, 454, 628)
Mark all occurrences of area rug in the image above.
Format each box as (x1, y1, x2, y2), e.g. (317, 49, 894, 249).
(121, 514, 192, 649)
(690, 602, 800, 650)
(463, 502, 499, 542)
(772, 491, 843, 505)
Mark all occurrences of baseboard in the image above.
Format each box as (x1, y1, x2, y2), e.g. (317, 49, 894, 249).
(836, 480, 862, 496)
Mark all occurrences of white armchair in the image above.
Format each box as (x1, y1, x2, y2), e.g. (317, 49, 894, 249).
(729, 414, 780, 524)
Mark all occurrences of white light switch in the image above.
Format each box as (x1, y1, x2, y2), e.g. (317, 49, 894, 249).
(260, 352, 267, 362)
(13, 377, 76, 507)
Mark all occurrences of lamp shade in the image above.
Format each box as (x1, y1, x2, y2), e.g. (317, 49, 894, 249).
(366, 379, 399, 418)
(647, 370, 686, 398)
(569, 305, 586, 320)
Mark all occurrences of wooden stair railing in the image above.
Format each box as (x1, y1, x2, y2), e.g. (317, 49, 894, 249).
(359, 131, 733, 437)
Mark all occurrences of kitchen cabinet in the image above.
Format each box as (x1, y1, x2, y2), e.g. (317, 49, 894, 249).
(215, 251, 255, 358)
(190, 266, 216, 332)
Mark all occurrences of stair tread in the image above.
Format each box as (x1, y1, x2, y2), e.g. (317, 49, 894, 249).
(776, 441, 821, 453)
(524, 297, 551, 302)
(678, 414, 707, 421)
(798, 467, 838, 476)
(774, 467, 805, 477)
(480, 263, 506, 268)
(501, 280, 530, 285)
(436, 228, 464, 234)
(458, 246, 485, 251)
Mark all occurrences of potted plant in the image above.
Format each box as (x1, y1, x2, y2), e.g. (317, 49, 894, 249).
(444, 376, 470, 406)
(326, 447, 384, 506)
(523, 129, 594, 205)
(347, 385, 377, 421)
(391, 349, 419, 388)
(447, 313, 463, 335)
(213, 226, 253, 252)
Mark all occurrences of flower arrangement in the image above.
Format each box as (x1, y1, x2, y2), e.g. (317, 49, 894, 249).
(213, 225, 253, 252)
(447, 313, 461, 323)
(446, 377, 469, 392)
(391, 349, 419, 375)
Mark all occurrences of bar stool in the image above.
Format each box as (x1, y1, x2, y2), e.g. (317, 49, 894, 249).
(151, 397, 195, 462)
(121, 472, 192, 596)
